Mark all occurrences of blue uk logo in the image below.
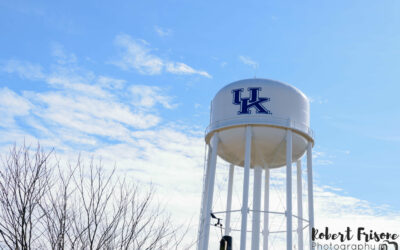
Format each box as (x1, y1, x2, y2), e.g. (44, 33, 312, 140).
(232, 87, 271, 115)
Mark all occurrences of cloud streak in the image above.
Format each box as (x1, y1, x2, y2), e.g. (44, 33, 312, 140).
(113, 34, 211, 78)
(2, 60, 45, 80)
(239, 55, 259, 69)
(0, 88, 32, 128)
(130, 85, 177, 109)
(154, 26, 172, 37)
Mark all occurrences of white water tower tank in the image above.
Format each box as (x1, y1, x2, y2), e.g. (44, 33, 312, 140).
(198, 78, 315, 250)
(205, 78, 313, 168)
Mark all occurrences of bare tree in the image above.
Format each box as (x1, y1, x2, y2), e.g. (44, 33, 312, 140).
(0, 144, 189, 250)
(0, 144, 52, 250)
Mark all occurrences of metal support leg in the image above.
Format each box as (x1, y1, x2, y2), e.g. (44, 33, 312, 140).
(240, 126, 252, 250)
(297, 160, 304, 250)
(201, 133, 219, 250)
(263, 166, 270, 250)
(307, 142, 314, 250)
(225, 164, 235, 236)
(198, 145, 212, 250)
(286, 130, 293, 250)
(251, 166, 262, 250)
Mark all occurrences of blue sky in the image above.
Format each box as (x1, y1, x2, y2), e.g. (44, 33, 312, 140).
(1, 0, 400, 248)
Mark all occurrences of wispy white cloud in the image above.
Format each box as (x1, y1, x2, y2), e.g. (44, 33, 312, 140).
(47, 74, 110, 98)
(114, 35, 163, 75)
(130, 85, 177, 109)
(154, 26, 172, 37)
(2, 60, 45, 80)
(0, 88, 32, 127)
(165, 62, 211, 78)
(30, 91, 161, 135)
(97, 76, 126, 89)
(113, 34, 211, 78)
(239, 55, 258, 69)
(312, 149, 335, 166)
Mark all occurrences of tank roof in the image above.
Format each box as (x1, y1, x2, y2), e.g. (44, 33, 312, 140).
(214, 78, 308, 102)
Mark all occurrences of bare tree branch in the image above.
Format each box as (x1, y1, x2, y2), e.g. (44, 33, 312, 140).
(0, 144, 190, 250)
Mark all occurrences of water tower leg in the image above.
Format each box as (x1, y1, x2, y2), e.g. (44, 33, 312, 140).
(251, 166, 262, 250)
(197, 146, 212, 250)
(201, 133, 219, 250)
(263, 166, 270, 250)
(240, 126, 253, 250)
(297, 160, 304, 250)
(225, 164, 235, 236)
(306, 142, 314, 250)
(286, 129, 293, 250)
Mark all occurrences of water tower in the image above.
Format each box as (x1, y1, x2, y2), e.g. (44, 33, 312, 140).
(197, 78, 315, 250)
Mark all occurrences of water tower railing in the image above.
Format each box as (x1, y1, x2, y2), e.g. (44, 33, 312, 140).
(205, 116, 314, 140)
